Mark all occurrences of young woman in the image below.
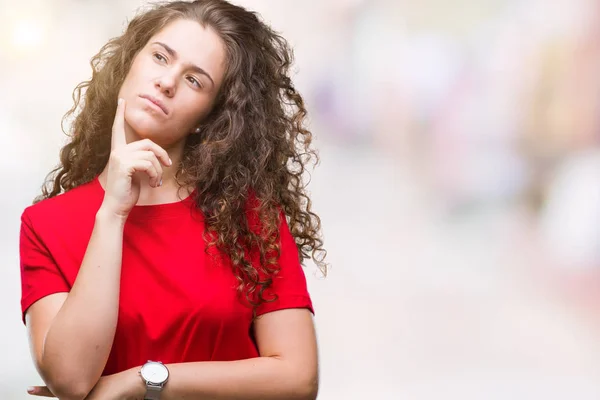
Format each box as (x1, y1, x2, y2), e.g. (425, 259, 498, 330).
(19, 1, 326, 399)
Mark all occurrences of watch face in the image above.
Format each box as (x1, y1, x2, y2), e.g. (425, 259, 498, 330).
(141, 362, 169, 384)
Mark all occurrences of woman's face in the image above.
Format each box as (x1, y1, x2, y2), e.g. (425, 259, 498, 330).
(118, 18, 227, 148)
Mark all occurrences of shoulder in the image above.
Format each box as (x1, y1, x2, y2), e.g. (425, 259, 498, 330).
(22, 177, 103, 230)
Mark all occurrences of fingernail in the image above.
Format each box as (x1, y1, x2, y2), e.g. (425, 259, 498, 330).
(168, 158, 172, 166)
(27, 387, 35, 393)
(118, 98, 123, 105)
(159, 179, 163, 187)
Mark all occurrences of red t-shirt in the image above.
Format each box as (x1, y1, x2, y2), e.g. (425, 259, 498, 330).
(19, 176, 313, 375)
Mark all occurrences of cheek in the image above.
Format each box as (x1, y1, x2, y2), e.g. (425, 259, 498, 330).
(120, 58, 150, 94)
(175, 96, 214, 126)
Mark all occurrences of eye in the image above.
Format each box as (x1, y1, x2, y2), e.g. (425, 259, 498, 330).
(153, 53, 167, 63)
(187, 76, 203, 89)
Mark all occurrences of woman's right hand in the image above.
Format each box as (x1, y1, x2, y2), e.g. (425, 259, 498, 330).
(100, 98, 172, 219)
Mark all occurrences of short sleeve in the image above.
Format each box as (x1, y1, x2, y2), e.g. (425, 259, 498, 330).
(255, 212, 314, 317)
(19, 209, 70, 324)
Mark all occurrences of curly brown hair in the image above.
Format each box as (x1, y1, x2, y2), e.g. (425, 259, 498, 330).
(36, 0, 327, 312)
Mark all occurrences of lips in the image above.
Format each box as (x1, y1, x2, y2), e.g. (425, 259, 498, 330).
(139, 94, 169, 115)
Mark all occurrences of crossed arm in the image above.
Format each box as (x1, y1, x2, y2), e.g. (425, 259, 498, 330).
(27, 296, 318, 400)
(24, 213, 318, 400)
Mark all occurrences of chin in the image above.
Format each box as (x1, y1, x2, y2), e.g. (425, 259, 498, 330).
(126, 110, 166, 141)
(130, 123, 160, 140)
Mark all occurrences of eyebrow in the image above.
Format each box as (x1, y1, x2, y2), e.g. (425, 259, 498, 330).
(152, 41, 215, 88)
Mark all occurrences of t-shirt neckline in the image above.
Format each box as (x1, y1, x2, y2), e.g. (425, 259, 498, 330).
(93, 175, 198, 221)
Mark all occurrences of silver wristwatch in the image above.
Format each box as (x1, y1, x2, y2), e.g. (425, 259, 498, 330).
(140, 360, 169, 400)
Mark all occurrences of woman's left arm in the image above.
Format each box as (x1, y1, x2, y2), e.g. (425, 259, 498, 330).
(28, 308, 318, 400)
(29, 212, 319, 400)
(149, 210, 319, 400)
(144, 308, 318, 400)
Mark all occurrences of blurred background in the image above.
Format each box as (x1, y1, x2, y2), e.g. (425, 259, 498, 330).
(2, 0, 600, 398)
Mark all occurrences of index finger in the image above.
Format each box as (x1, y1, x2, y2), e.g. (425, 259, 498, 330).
(111, 98, 127, 150)
(27, 386, 55, 397)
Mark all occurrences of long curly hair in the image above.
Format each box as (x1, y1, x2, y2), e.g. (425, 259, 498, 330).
(36, 0, 327, 312)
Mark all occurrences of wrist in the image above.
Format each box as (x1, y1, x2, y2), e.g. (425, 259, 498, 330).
(124, 366, 147, 400)
(96, 204, 128, 226)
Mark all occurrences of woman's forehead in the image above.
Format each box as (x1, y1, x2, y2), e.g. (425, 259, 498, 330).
(149, 19, 226, 82)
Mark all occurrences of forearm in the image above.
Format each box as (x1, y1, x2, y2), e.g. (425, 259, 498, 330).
(130, 358, 318, 400)
(41, 207, 126, 397)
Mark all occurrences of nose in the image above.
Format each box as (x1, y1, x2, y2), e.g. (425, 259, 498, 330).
(154, 73, 176, 97)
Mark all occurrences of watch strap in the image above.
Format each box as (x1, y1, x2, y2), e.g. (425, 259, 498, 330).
(144, 384, 163, 400)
